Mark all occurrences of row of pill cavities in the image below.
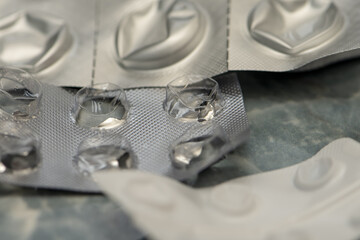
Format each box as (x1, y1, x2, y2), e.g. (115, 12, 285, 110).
(0, 68, 228, 176)
(0, 0, 207, 72)
(0, 0, 342, 73)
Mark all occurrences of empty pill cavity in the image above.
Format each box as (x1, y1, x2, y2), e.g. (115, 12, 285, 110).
(115, 0, 206, 70)
(248, 0, 344, 55)
(0, 121, 41, 175)
(72, 83, 129, 129)
(0, 67, 42, 119)
(0, 11, 73, 73)
(73, 135, 135, 176)
(170, 124, 228, 170)
(164, 75, 224, 122)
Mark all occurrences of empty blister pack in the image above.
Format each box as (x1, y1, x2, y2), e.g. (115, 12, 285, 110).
(94, 0, 229, 88)
(94, 138, 360, 240)
(229, 0, 360, 71)
(0, 69, 249, 192)
(0, 0, 95, 86)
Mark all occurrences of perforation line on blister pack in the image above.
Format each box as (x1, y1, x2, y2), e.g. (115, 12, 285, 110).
(226, 0, 231, 70)
(91, 0, 100, 85)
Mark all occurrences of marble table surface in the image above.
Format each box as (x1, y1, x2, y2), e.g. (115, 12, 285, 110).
(1, 58, 360, 240)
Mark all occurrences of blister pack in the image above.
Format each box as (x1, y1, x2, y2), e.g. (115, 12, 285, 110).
(229, 0, 360, 71)
(94, 0, 229, 88)
(94, 138, 360, 240)
(0, 0, 229, 88)
(0, 0, 95, 86)
(0, 69, 249, 192)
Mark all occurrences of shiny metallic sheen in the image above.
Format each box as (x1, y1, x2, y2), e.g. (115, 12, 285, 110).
(0, 11, 73, 73)
(115, 0, 206, 70)
(248, 0, 344, 55)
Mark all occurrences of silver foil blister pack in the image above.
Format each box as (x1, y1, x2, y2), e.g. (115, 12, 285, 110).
(94, 0, 228, 88)
(0, 0, 245, 192)
(229, 0, 360, 71)
(0, 0, 228, 88)
(0, 0, 95, 86)
(0, 70, 249, 192)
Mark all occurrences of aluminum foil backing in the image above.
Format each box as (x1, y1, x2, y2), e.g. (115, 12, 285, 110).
(94, 0, 229, 88)
(229, 0, 360, 71)
(0, 0, 95, 86)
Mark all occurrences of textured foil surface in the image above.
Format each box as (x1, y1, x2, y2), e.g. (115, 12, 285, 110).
(0, 73, 249, 192)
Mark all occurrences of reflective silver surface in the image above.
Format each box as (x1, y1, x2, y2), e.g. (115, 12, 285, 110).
(0, 11, 73, 73)
(116, 0, 206, 70)
(248, 0, 344, 55)
(95, 0, 228, 88)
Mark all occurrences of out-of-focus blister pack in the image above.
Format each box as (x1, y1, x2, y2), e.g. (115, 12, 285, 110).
(229, 0, 360, 71)
(0, 0, 229, 88)
(0, 70, 249, 192)
(94, 0, 229, 88)
(2, 0, 360, 86)
(0, 0, 247, 193)
(94, 138, 360, 240)
(0, 0, 95, 86)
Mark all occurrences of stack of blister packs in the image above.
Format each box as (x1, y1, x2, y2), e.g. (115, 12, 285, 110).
(0, 0, 360, 239)
(0, 0, 248, 192)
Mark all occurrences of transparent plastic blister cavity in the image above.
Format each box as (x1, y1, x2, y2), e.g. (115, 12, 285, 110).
(0, 71, 249, 192)
(73, 134, 136, 177)
(0, 0, 95, 86)
(164, 75, 225, 122)
(71, 83, 129, 129)
(0, 68, 42, 119)
(169, 123, 230, 181)
(94, 138, 360, 240)
(95, 0, 228, 88)
(229, 0, 360, 71)
(0, 121, 41, 175)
